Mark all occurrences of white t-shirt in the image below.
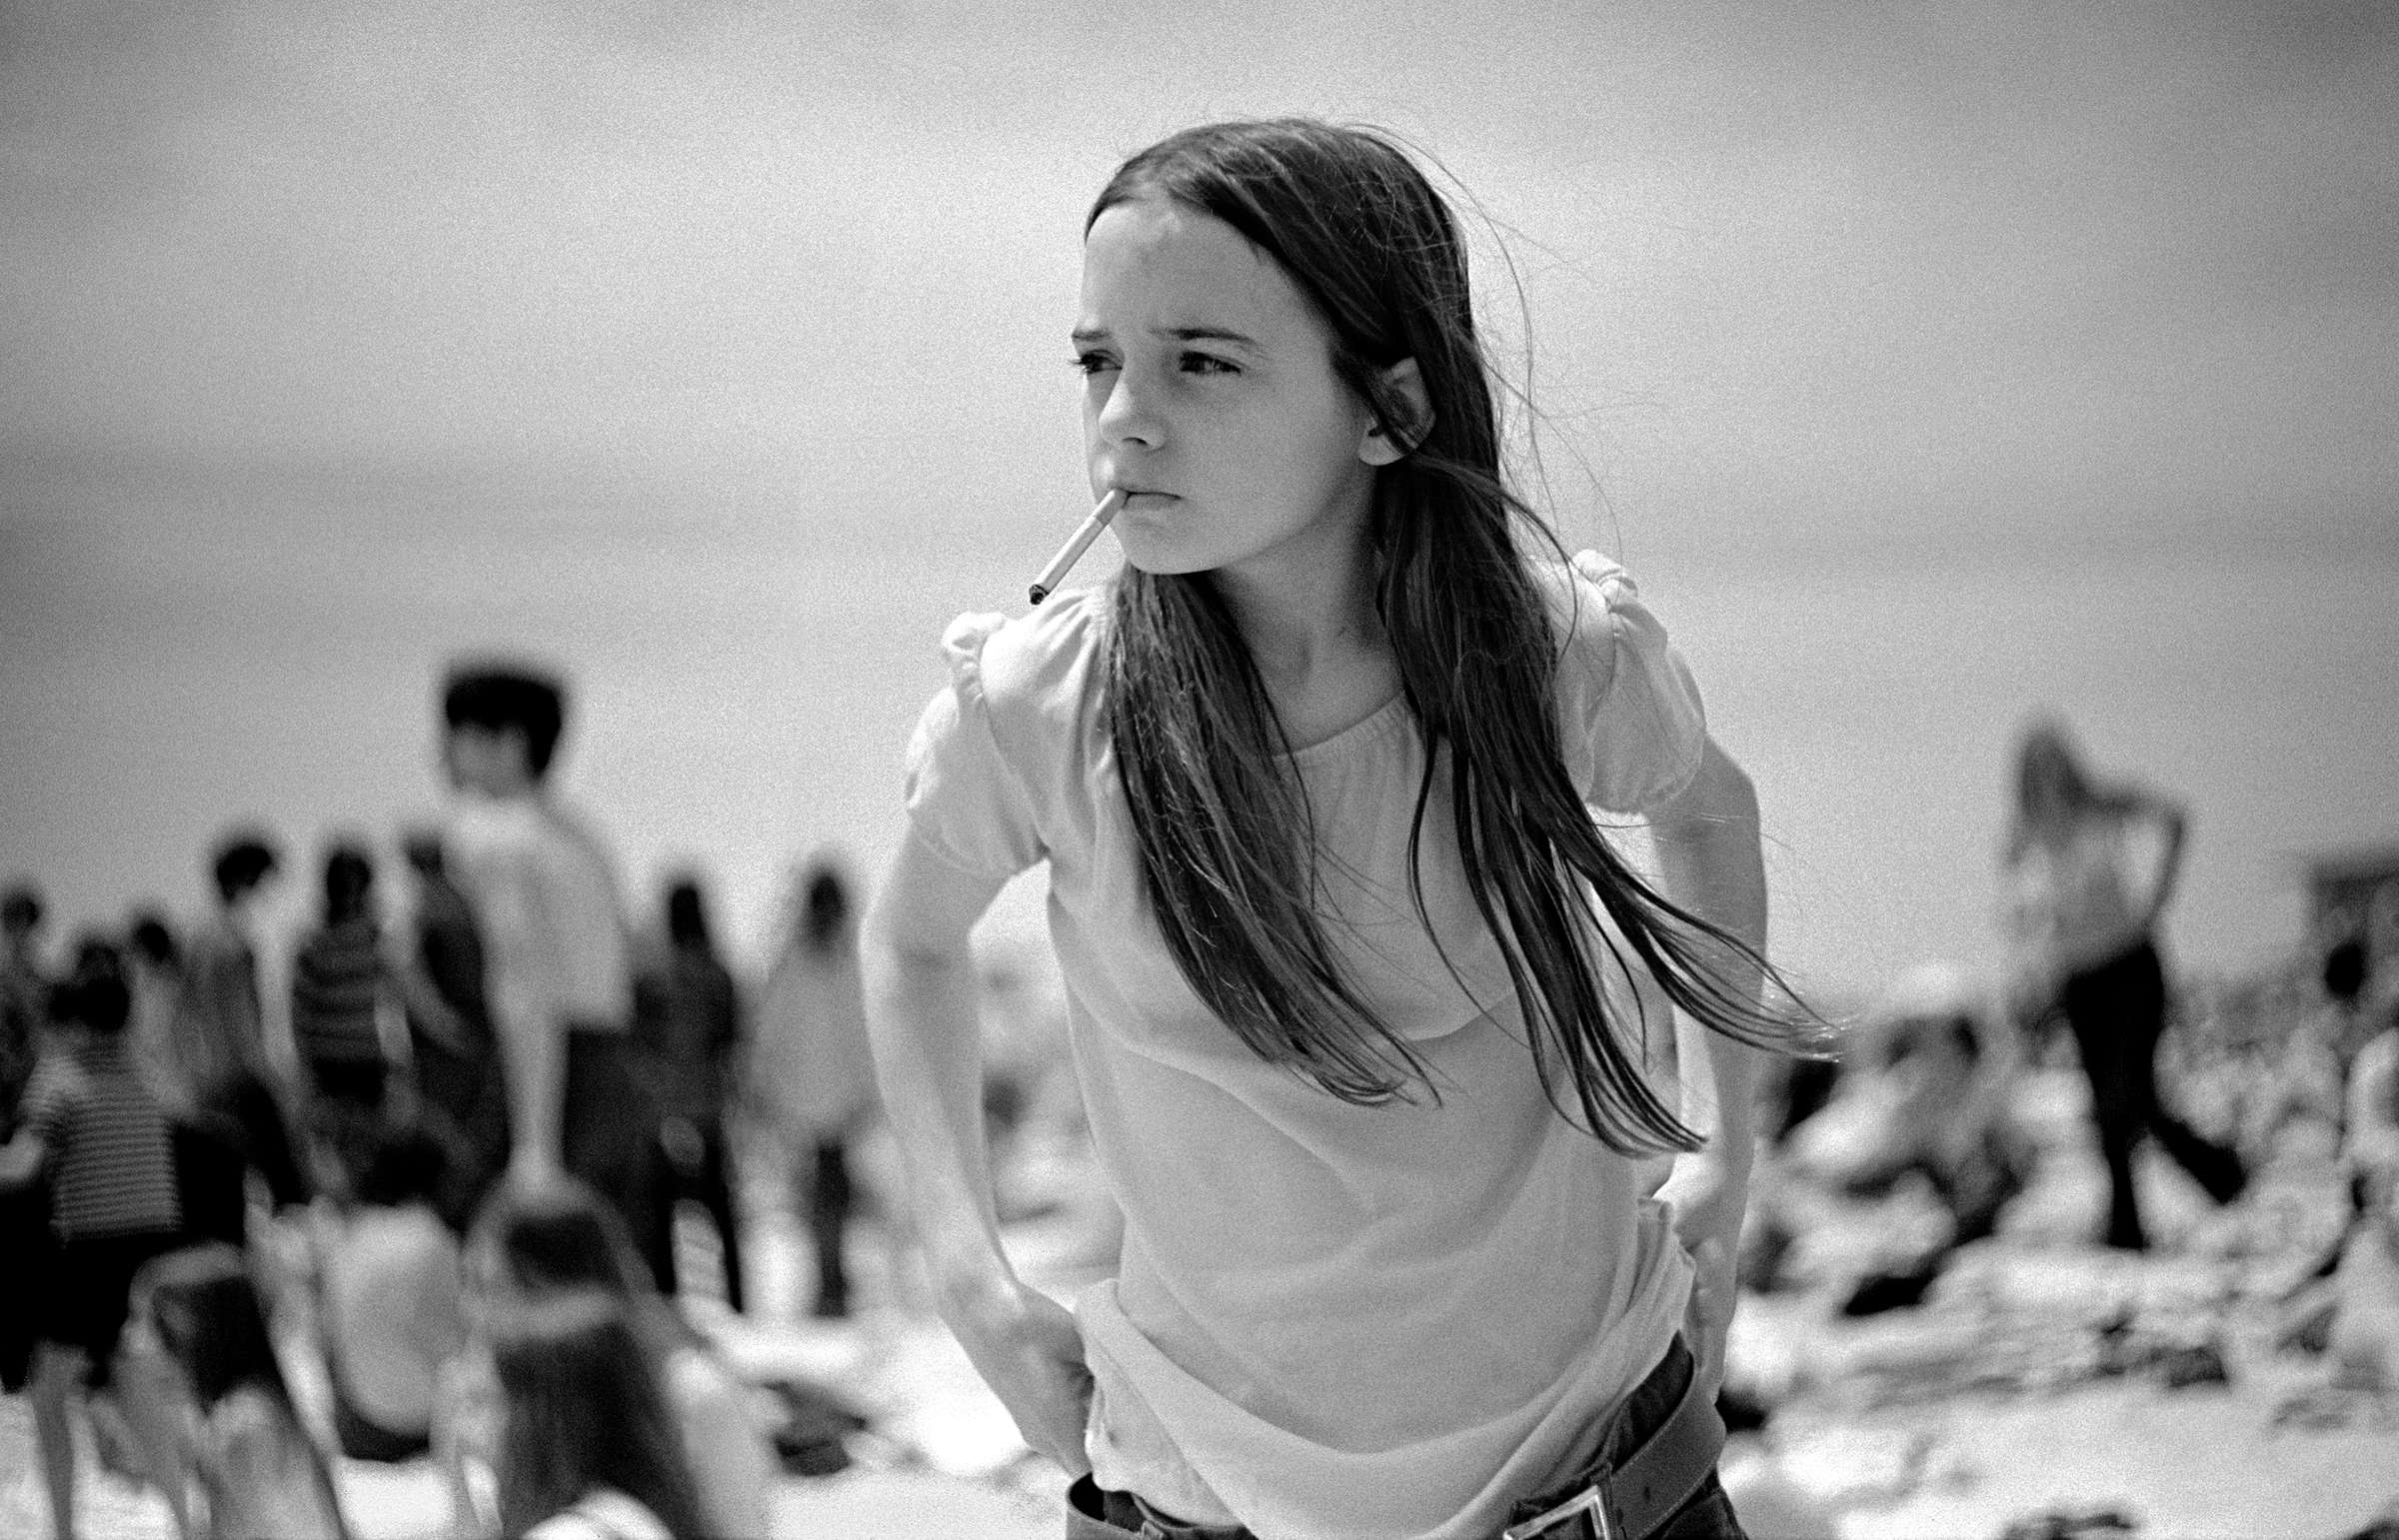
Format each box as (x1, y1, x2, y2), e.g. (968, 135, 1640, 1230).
(446, 792, 634, 1034)
(903, 551, 1709, 1540)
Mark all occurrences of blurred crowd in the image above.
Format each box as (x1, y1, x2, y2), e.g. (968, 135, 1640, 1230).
(0, 660, 887, 1540)
(1729, 718, 2399, 1439)
(3, 686, 2392, 1539)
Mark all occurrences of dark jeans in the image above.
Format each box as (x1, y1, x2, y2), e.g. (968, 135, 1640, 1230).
(645, 1115, 744, 1313)
(0, 1183, 51, 1391)
(562, 1030, 662, 1255)
(413, 1036, 509, 1232)
(806, 1138, 855, 1318)
(2060, 939, 2246, 1250)
(1065, 1336, 1744, 1540)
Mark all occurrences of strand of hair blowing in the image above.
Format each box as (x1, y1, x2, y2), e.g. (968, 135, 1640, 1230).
(1101, 120, 1816, 1155)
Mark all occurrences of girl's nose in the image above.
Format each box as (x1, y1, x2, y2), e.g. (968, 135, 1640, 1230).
(1096, 371, 1165, 450)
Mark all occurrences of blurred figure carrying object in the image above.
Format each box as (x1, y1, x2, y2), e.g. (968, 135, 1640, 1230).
(750, 853, 879, 1319)
(2002, 716, 2244, 1250)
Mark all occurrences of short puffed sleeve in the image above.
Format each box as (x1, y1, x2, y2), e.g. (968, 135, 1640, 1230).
(901, 612, 1047, 879)
(1548, 550, 1709, 813)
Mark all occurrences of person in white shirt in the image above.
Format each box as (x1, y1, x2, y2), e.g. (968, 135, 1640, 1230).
(437, 664, 657, 1255)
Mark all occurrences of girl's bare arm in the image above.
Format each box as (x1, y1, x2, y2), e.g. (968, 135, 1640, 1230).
(1643, 735, 1770, 1389)
(863, 829, 1095, 1474)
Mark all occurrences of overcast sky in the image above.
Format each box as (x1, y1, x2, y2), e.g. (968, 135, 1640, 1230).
(6, 0, 2393, 558)
(3, 0, 2394, 979)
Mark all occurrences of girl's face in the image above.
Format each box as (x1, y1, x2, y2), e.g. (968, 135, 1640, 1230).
(1077, 197, 1382, 585)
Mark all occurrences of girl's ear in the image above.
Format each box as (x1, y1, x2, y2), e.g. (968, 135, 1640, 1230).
(1358, 358, 1432, 466)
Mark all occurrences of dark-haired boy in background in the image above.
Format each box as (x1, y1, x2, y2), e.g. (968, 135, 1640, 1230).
(437, 663, 653, 1243)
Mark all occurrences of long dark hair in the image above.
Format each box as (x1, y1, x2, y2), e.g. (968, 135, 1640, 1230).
(2010, 714, 2120, 848)
(136, 1244, 355, 1538)
(488, 1293, 707, 1540)
(138, 1244, 293, 1410)
(1096, 119, 1817, 1154)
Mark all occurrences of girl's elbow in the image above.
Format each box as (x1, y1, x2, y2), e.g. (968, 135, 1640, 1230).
(1662, 738, 1758, 832)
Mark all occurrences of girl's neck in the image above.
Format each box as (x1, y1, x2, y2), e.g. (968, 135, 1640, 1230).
(1209, 526, 1395, 749)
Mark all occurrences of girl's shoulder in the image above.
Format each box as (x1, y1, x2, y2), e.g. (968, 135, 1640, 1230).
(939, 584, 1109, 727)
(905, 589, 1111, 877)
(1533, 550, 1710, 812)
(1530, 548, 1652, 668)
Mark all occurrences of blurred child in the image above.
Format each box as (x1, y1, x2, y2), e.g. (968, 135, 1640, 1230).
(629, 874, 746, 1309)
(313, 1124, 466, 1461)
(122, 1243, 353, 1540)
(486, 1292, 706, 1540)
(0, 939, 184, 1540)
(289, 843, 406, 1143)
(443, 1175, 774, 1540)
(751, 855, 879, 1319)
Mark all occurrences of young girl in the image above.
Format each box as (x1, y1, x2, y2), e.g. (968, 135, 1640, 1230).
(440, 1176, 771, 1540)
(2002, 717, 2244, 1250)
(121, 1243, 353, 1540)
(484, 1294, 704, 1540)
(866, 119, 1815, 1540)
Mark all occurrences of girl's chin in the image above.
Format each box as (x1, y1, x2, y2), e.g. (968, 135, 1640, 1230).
(1114, 545, 1212, 579)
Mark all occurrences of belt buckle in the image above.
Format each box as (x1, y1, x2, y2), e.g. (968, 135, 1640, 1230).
(1501, 1485, 1613, 1540)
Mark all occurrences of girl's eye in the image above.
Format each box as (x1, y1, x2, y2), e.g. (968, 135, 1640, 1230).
(1071, 352, 1119, 377)
(1179, 352, 1238, 376)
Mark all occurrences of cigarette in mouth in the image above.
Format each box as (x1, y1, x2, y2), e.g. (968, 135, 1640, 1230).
(1029, 488, 1129, 606)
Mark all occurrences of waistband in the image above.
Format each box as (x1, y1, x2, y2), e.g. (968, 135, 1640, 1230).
(1066, 1334, 1727, 1540)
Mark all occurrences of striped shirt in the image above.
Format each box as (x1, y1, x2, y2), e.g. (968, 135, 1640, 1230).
(291, 916, 391, 1066)
(24, 1036, 181, 1241)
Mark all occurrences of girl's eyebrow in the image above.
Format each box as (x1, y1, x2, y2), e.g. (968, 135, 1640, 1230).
(1070, 323, 1262, 349)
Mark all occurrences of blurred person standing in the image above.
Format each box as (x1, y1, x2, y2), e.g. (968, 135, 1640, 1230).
(0, 939, 184, 1540)
(2003, 717, 2245, 1250)
(630, 874, 746, 1310)
(1, 881, 56, 1391)
(289, 842, 407, 1141)
(437, 664, 651, 1237)
(122, 911, 187, 1105)
(2, 881, 53, 1134)
(183, 829, 285, 1096)
(751, 855, 878, 1319)
(399, 826, 508, 1230)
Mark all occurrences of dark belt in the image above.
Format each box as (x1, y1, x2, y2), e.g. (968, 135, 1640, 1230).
(1498, 1352, 1727, 1540)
